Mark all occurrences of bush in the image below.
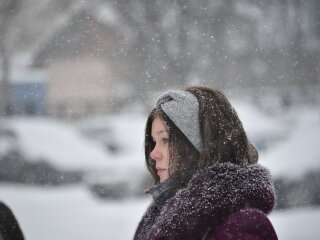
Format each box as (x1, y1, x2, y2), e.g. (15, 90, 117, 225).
(274, 169, 320, 209)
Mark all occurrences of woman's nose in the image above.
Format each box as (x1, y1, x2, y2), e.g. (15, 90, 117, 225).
(150, 146, 161, 161)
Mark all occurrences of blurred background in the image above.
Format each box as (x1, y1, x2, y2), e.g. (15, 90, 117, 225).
(0, 0, 319, 239)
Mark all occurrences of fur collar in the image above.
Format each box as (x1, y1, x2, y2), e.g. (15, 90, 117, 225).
(134, 163, 276, 240)
(148, 177, 182, 209)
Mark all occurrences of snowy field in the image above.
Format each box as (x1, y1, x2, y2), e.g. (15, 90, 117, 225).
(1, 184, 320, 240)
(0, 184, 148, 240)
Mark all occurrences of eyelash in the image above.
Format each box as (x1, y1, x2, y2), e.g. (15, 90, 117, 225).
(162, 138, 169, 144)
(152, 138, 170, 144)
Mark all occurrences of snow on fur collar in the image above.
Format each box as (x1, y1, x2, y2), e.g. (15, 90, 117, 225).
(134, 162, 276, 240)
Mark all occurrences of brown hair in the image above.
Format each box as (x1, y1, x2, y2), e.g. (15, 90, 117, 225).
(145, 108, 200, 185)
(144, 86, 258, 185)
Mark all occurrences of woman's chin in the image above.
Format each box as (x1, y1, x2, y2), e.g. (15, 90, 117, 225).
(160, 176, 169, 183)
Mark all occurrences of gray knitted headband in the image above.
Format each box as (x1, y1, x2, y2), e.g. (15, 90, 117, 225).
(156, 90, 202, 152)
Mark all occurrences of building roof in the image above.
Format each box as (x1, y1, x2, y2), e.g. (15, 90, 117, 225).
(32, 6, 122, 68)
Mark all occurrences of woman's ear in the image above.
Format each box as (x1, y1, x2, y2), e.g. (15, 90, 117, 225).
(247, 142, 258, 164)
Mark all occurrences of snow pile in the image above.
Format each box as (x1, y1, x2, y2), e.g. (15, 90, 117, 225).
(233, 101, 287, 140)
(0, 113, 148, 190)
(233, 102, 320, 179)
(77, 113, 146, 185)
(260, 107, 320, 179)
(4, 117, 112, 171)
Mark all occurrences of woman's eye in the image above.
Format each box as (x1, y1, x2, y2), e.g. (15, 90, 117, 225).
(162, 138, 169, 144)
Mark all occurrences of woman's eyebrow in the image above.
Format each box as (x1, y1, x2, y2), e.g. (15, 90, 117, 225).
(151, 130, 166, 139)
(156, 130, 166, 135)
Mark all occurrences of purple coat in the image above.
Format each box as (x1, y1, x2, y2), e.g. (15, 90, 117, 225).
(134, 162, 277, 240)
(206, 208, 277, 240)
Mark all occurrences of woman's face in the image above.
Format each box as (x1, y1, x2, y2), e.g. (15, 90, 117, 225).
(150, 116, 170, 182)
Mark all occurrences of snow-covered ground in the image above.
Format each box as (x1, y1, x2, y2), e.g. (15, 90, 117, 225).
(0, 184, 148, 240)
(0, 184, 319, 240)
(271, 206, 320, 240)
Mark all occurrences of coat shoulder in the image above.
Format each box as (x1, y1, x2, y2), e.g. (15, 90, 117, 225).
(0, 201, 24, 240)
(206, 208, 278, 240)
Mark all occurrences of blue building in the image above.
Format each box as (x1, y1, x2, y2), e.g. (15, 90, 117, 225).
(10, 69, 47, 116)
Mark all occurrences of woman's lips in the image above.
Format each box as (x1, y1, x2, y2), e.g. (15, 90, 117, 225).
(157, 169, 166, 175)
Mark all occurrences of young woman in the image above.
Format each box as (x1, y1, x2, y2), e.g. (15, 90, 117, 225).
(134, 87, 278, 240)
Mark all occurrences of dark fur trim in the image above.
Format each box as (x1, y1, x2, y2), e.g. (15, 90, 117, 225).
(0, 202, 24, 240)
(134, 163, 275, 240)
